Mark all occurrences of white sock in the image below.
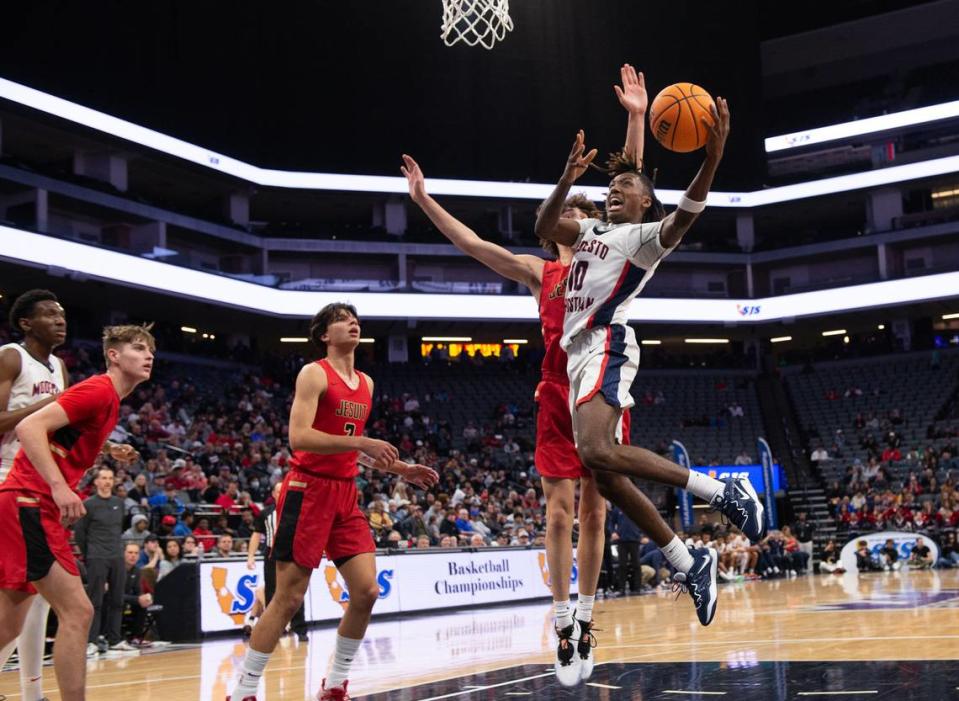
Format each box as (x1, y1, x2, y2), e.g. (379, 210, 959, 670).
(553, 599, 573, 630)
(685, 471, 725, 503)
(233, 647, 271, 697)
(575, 594, 595, 623)
(19, 596, 49, 701)
(661, 536, 695, 573)
(327, 633, 362, 688)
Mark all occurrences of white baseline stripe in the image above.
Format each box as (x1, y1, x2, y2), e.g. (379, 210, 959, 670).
(416, 672, 555, 701)
(796, 692, 879, 697)
(4, 226, 959, 323)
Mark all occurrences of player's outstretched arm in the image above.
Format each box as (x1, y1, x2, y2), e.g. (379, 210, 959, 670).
(615, 64, 648, 168)
(16, 402, 86, 525)
(659, 98, 730, 249)
(401, 154, 545, 291)
(289, 364, 398, 467)
(535, 130, 597, 246)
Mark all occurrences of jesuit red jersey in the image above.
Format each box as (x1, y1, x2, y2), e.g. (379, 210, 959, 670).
(289, 359, 372, 479)
(539, 260, 571, 384)
(0, 374, 119, 497)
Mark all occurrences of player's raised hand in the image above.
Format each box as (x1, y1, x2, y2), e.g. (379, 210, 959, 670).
(705, 97, 730, 161)
(401, 154, 427, 203)
(361, 437, 400, 470)
(614, 63, 647, 115)
(53, 483, 86, 526)
(562, 130, 597, 184)
(402, 463, 440, 490)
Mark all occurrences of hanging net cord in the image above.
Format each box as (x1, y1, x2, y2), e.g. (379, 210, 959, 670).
(440, 0, 514, 49)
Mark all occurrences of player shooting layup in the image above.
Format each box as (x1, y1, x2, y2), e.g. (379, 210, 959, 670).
(536, 98, 766, 630)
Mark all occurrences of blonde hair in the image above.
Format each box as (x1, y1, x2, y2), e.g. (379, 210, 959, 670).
(102, 323, 156, 364)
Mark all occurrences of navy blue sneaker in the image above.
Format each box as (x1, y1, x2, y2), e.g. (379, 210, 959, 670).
(673, 547, 718, 626)
(712, 477, 767, 543)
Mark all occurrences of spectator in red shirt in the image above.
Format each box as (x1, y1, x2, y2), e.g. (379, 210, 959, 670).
(881, 446, 901, 463)
(215, 481, 239, 511)
(192, 517, 216, 551)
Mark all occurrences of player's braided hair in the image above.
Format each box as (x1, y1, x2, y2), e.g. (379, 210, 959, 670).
(593, 149, 665, 223)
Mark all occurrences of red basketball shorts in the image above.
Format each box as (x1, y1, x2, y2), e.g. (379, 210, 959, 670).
(535, 379, 632, 481)
(0, 490, 80, 593)
(271, 471, 375, 569)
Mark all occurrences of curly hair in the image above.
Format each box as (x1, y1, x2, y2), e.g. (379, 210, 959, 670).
(538, 194, 602, 258)
(8, 289, 59, 334)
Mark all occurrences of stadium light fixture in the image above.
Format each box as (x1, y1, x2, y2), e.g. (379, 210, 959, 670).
(640, 339, 662, 345)
(821, 329, 847, 337)
(502, 339, 528, 344)
(684, 338, 730, 344)
(877, 324, 885, 330)
(765, 99, 959, 153)
(358, 338, 375, 343)
(280, 337, 309, 343)
(180, 326, 197, 333)
(943, 313, 959, 320)
(2, 76, 959, 208)
(770, 336, 792, 343)
(422, 336, 472, 342)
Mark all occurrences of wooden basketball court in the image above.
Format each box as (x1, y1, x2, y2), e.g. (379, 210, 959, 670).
(3, 570, 958, 699)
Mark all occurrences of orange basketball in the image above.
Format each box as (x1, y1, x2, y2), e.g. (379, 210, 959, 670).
(649, 82, 715, 153)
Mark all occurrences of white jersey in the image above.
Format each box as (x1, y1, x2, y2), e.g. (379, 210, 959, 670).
(0, 343, 67, 479)
(560, 218, 673, 350)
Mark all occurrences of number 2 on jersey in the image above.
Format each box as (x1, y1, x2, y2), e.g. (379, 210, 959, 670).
(568, 261, 589, 291)
(344, 422, 356, 436)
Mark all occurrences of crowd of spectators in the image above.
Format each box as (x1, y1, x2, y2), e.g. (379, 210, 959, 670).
(807, 390, 959, 570)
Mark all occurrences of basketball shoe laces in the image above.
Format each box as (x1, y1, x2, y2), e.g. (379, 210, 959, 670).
(671, 571, 703, 608)
(577, 620, 600, 658)
(556, 624, 577, 666)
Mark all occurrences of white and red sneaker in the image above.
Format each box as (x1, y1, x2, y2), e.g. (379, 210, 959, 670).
(226, 696, 258, 701)
(317, 679, 350, 701)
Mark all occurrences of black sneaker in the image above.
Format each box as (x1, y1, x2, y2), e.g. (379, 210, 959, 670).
(553, 619, 582, 687)
(712, 477, 766, 543)
(673, 547, 719, 626)
(576, 619, 598, 682)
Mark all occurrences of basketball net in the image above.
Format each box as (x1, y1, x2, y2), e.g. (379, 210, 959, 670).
(440, 0, 513, 49)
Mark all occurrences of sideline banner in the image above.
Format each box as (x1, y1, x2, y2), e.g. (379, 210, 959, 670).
(199, 548, 579, 633)
(839, 531, 940, 573)
(757, 438, 779, 530)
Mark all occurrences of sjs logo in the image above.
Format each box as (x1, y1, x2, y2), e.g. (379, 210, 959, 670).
(211, 567, 258, 624)
(737, 304, 761, 317)
(708, 470, 750, 481)
(325, 565, 394, 609)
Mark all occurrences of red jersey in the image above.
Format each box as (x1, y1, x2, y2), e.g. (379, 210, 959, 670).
(0, 374, 119, 497)
(539, 260, 571, 384)
(289, 359, 372, 479)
